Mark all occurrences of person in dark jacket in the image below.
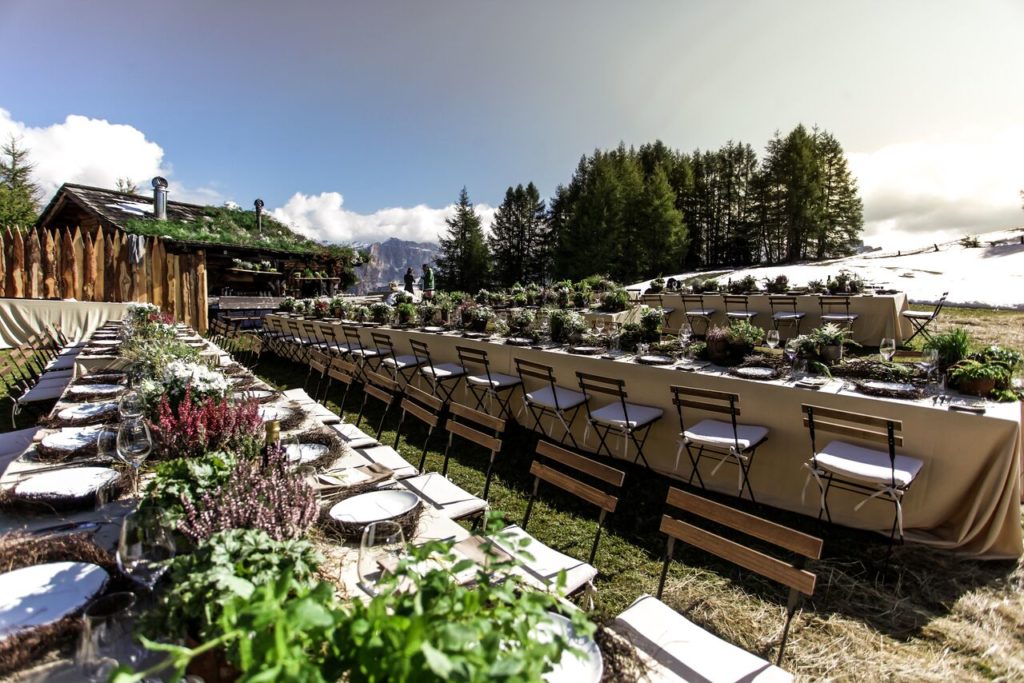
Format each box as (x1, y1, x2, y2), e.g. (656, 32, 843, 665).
(404, 267, 416, 294)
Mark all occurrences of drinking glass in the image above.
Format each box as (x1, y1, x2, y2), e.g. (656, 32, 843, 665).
(594, 319, 605, 338)
(117, 510, 175, 591)
(879, 338, 896, 362)
(357, 521, 405, 596)
(116, 419, 152, 495)
(76, 592, 138, 681)
(766, 329, 780, 350)
(118, 390, 143, 420)
(919, 348, 939, 382)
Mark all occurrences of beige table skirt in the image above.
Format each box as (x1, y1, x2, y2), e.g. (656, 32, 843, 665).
(274, 315, 1022, 559)
(659, 293, 913, 345)
(0, 299, 131, 349)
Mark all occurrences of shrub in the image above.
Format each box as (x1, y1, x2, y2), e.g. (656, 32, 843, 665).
(639, 306, 664, 343)
(369, 302, 393, 323)
(572, 283, 592, 309)
(647, 277, 665, 294)
(806, 279, 828, 294)
(764, 274, 789, 294)
(618, 322, 642, 352)
(149, 391, 264, 460)
(475, 289, 491, 305)
(924, 328, 972, 370)
(728, 275, 760, 294)
(728, 319, 764, 348)
(549, 309, 587, 344)
(396, 302, 417, 324)
(599, 288, 630, 312)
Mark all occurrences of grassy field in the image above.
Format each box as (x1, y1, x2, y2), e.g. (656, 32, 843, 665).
(2, 309, 1022, 681)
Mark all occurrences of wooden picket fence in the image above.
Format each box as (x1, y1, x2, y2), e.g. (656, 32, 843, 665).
(0, 226, 208, 333)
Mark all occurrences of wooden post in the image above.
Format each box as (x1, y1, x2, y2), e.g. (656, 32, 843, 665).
(103, 231, 116, 301)
(129, 236, 146, 302)
(25, 229, 41, 298)
(10, 229, 25, 298)
(167, 253, 178, 320)
(72, 227, 85, 300)
(59, 228, 76, 298)
(43, 229, 58, 299)
(82, 230, 97, 301)
(196, 250, 208, 334)
(181, 253, 194, 327)
(117, 234, 131, 302)
(151, 238, 165, 311)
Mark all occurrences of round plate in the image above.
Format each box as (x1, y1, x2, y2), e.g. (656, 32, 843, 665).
(0, 562, 108, 641)
(537, 613, 603, 683)
(422, 326, 445, 333)
(859, 380, 915, 393)
(259, 406, 294, 423)
(462, 331, 488, 339)
(505, 337, 534, 346)
(234, 390, 275, 402)
(57, 402, 118, 422)
(68, 384, 124, 397)
(285, 443, 329, 464)
(40, 426, 104, 452)
(14, 466, 120, 500)
(329, 489, 420, 525)
(637, 354, 675, 365)
(734, 367, 777, 380)
(569, 346, 603, 355)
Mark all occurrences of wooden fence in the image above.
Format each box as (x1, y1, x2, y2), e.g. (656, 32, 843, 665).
(0, 226, 208, 333)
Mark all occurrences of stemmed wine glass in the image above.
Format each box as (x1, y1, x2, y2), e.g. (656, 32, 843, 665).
(766, 329, 780, 350)
(879, 338, 896, 363)
(783, 338, 799, 370)
(357, 521, 405, 596)
(919, 348, 939, 389)
(118, 390, 143, 420)
(76, 592, 139, 681)
(116, 419, 152, 495)
(594, 319, 605, 339)
(117, 510, 175, 591)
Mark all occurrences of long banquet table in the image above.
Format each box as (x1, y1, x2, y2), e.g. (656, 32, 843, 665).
(271, 314, 1023, 559)
(657, 292, 914, 345)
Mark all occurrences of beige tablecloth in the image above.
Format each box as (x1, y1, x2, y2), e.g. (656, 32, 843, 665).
(0, 299, 130, 349)
(273, 315, 1021, 559)
(659, 293, 913, 345)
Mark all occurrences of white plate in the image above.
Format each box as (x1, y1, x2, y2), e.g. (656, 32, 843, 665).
(734, 367, 776, 380)
(68, 384, 124, 397)
(14, 467, 120, 500)
(259, 406, 294, 423)
(637, 354, 675, 365)
(40, 426, 104, 452)
(285, 443, 329, 464)
(234, 390, 275, 401)
(56, 403, 118, 422)
(569, 346, 603, 355)
(329, 489, 420, 525)
(0, 562, 108, 641)
(536, 613, 603, 683)
(422, 326, 445, 333)
(505, 337, 534, 346)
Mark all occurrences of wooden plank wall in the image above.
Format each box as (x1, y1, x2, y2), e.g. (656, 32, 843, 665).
(0, 226, 208, 333)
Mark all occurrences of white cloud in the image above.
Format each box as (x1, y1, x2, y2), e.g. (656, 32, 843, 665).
(848, 127, 1024, 250)
(0, 108, 222, 206)
(271, 191, 496, 246)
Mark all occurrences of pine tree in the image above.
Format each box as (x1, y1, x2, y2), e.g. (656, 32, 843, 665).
(812, 129, 863, 258)
(488, 183, 547, 288)
(0, 136, 42, 227)
(436, 187, 490, 292)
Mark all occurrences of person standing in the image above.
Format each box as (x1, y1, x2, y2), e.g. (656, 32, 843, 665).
(404, 267, 416, 294)
(421, 263, 436, 300)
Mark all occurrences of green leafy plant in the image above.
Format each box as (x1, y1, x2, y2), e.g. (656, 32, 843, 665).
(647, 277, 665, 294)
(548, 308, 587, 344)
(806, 279, 828, 294)
(599, 288, 630, 313)
(369, 302, 393, 323)
(140, 451, 237, 524)
(469, 305, 496, 332)
(923, 328, 972, 370)
(507, 308, 536, 337)
(396, 302, 417, 325)
(639, 306, 664, 343)
(727, 319, 764, 348)
(827, 270, 864, 294)
(764, 274, 789, 294)
(617, 322, 643, 352)
(727, 275, 759, 294)
(572, 283, 591, 309)
(808, 323, 855, 348)
(690, 278, 718, 294)
(475, 289, 491, 305)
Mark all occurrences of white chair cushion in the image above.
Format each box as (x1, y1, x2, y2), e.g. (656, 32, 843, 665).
(381, 354, 423, 370)
(684, 419, 768, 452)
(349, 347, 380, 358)
(356, 445, 417, 479)
(33, 376, 71, 390)
(772, 312, 805, 319)
(467, 372, 522, 389)
(589, 402, 663, 429)
(814, 440, 923, 488)
(726, 311, 758, 319)
(613, 595, 793, 683)
(332, 422, 379, 449)
(489, 524, 597, 595)
(525, 385, 587, 410)
(902, 310, 933, 319)
(19, 382, 66, 403)
(821, 314, 858, 321)
(399, 472, 487, 520)
(686, 308, 716, 317)
(420, 362, 465, 379)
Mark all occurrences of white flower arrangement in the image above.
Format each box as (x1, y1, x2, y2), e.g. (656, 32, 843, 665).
(161, 359, 230, 402)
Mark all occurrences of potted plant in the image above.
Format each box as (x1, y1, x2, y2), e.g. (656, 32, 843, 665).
(508, 308, 536, 338)
(548, 309, 587, 344)
(396, 302, 417, 326)
(328, 296, 347, 318)
(924, 328, 972, 372)
(417, 302, 439, 326)
(475, 289, 491, 305)
(279, 297, 296, 313)
(648, 277, 665, 294)
(705, 325, 732, 364)
(948, 359, 1008, 397)
(808, 323, 855, 364)
(311, 299, 329, 319)
(728, 275, 760, 295)
(369, 302, 393, 324)
(764, 274, 789, 294)
(599, 288, 630, 313)
(572, 283, 591, 309)
(805, 279, 828, 294)
(469, 306, 495, 332)
(727, 319, 764, 357)
(639, 306, 665, 343)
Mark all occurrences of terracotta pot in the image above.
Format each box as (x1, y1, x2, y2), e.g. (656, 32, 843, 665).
(820, 344, 843, 364)
(707, 339, 731, 364)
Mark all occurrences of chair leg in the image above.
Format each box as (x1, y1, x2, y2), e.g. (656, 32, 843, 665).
(656, 537, 676, 599)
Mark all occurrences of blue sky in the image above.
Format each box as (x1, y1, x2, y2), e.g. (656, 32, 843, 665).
(2, 0, 1023, 247)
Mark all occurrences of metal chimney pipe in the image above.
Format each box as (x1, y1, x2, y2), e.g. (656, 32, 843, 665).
(254, 198, 264, 235)
(152, 177, 168, 221)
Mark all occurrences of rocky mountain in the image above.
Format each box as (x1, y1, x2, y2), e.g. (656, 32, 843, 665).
(352, 238, 440, 294)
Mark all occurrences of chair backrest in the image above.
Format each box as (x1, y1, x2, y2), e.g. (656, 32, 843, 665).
(769, 295, 798, 313)
(341, 325, 363, 348)
(670, 385, 743, 450)
(400, 383, 445, 430)
(818, 295, 851, 316)
(286, 318, 305, 340)
(363, 370, 401, 408)
(658, 486, 821, 665)
(722, 295, 749, 313)
(576, 371, 635, 422)
(327, 356, 358, 385)
(527, 439, 626, 564)
(801, 404, 903, 486)
(316, 322, 338, 346)
(456, 345, 492, 378)
(641, 293, 664, 309)
(680, 294, 705, 312)
(930, 292, 949, 320)
(370, 331, 394, 355)
(308, 349, 330, 376)
(446, 401, 505, 452)
(409, 338, 432, 364)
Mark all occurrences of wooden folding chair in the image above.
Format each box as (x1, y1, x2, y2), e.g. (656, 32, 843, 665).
(576, 372, 663, 467)
(441, 402, 506, 501)
(456, 345, 522, 419)
(680, 294, 716, 337)
(394, 383, 446, 471)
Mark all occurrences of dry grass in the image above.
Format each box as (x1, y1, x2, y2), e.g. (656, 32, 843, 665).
(922, 305, 1024, 350)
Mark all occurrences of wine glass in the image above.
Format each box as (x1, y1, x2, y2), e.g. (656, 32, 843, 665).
(766, 329, 780, 350)
(783, 338, 799, 369)
(117, 510, 175, 591)
(594, 319, 605, 338)
(118, 390, 143, 419)
(879, 338, 896, 362)
(116, 419, 152, 495)
(919, 348, 939, 381)
(358, 521, 405, 596)
(76, 592, 138, 681)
